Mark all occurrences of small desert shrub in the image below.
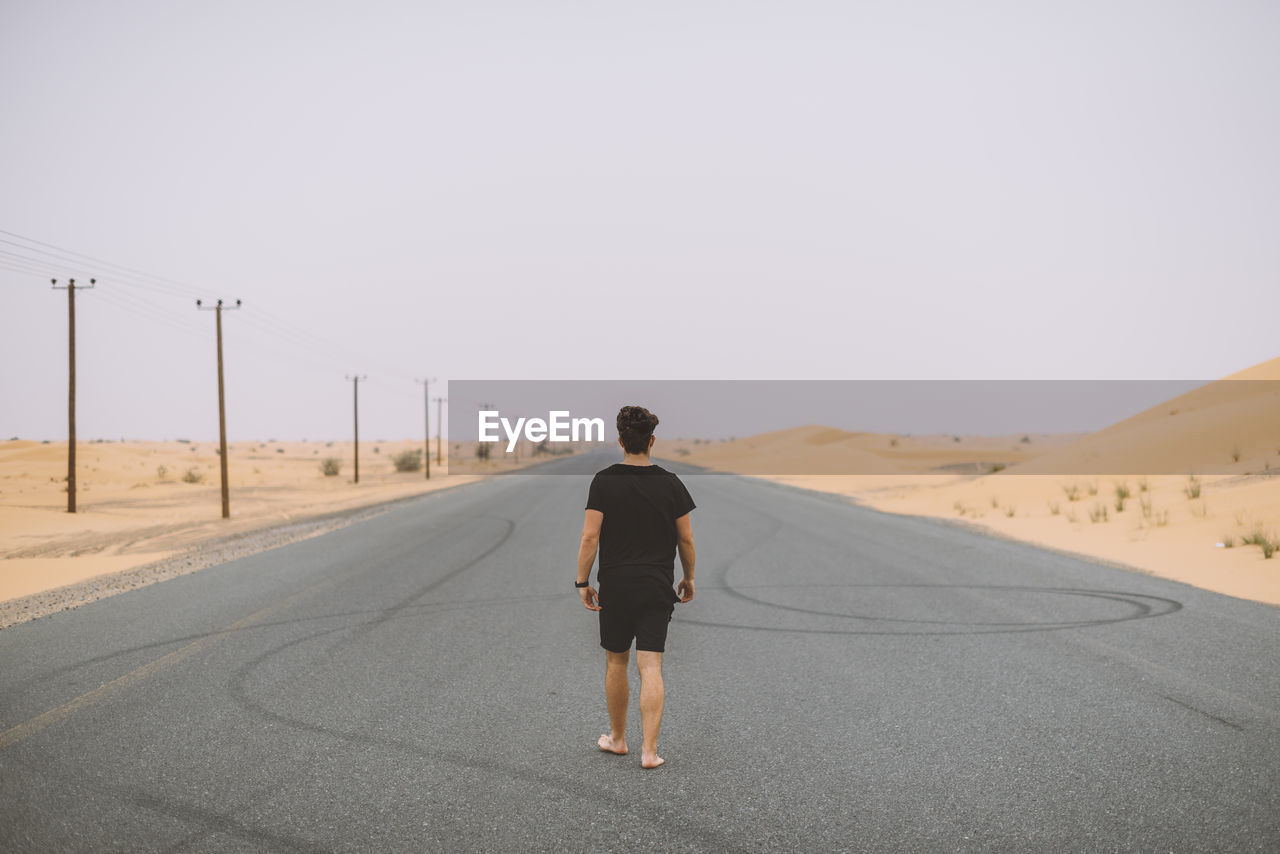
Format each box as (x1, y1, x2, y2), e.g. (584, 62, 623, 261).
(321, 457, 342, 476)
(276, 448, 285, 454)
(1139, 495, 1153, 520)
(1137, 477, 1149, 493)
(1189, 501, 1209, 519)
(1062, 482, 1081, 502)
(1243, 526, 1277, 558)
(156, 465, 168, 481)
(1004, 505, 1016, 518)
(675, 448, 691, 456)
(1020, 435, 1031, 444)
(1085, 480, 1099, 496)
(1221, 534, 1235, 548)
(373, 446, 381, 454)
(1114, 482, 1130, 512)
(889, 437, 899, 447)
(990, 463, 1007, 473)
(1231, 445, 1241, 463)
(991, 496, 999, 508)
(1048, 501, 1061, 516)
(1088, 503, 1108, 523)
(953, 500, 966, 516)
(182, 467, 204, 484)
(392, 449, 423, 472)
(1184, 475, 1201, 499)
(1153, 510, 1169, 527)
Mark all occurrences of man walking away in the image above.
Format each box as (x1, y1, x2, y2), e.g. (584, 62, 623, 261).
(575, 405, 696, 769)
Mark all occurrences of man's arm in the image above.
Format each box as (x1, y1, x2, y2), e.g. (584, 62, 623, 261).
(577, 509, 604, 611)
(675, 512, 695, 603)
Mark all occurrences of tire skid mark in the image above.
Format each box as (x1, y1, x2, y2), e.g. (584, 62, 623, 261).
(1158, 694, 1244, 731)
(5, 509, 508, 702)
(680, 479, 1183, 636)
(316, 515, 515, 660)
(222, 533, 746, 853)
(2, 752, 323, 854)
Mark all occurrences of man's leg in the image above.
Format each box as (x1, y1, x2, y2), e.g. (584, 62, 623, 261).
(599, 649, 630, 755)
(636, 650, 665, 768)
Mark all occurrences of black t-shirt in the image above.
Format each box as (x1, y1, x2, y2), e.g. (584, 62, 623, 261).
(585, 463, 696, 586)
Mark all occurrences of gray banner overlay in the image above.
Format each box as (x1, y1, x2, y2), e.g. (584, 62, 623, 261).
(446, 380, 1278, 475)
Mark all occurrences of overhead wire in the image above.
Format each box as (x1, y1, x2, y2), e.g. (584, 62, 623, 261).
(2, 229, 424, 384)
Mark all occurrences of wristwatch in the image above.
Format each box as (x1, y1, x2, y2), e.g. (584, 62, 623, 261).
(574, 580, 589, 588)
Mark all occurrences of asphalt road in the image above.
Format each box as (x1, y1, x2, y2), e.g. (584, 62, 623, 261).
(2, 453, 1278, 853)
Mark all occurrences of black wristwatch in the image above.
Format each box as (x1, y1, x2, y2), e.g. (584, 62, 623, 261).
(574, 580, 589, 588)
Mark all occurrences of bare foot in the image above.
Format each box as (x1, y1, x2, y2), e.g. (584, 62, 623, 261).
(598, 734, 628, 755)
(641, 753, 665, 769)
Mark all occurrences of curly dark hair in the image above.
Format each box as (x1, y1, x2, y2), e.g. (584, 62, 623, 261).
(617, 405, 659, 455)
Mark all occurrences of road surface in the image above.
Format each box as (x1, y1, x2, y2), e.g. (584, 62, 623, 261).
(2, 453, 1278, 852)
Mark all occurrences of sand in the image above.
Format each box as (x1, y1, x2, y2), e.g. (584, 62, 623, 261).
(7, 357, 1277, 613)
(665, 357, 1280, 607)
(0, 438, 492, 603)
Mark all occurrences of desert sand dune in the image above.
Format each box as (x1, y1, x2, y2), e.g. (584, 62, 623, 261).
(668, 357, 1280, 606)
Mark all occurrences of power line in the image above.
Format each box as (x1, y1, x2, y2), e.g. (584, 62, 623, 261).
(0, 230, 205, 297)
(2, 232, 417, 381)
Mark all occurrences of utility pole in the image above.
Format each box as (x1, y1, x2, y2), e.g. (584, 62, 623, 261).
(347, 375, 367, 483)
(433, 396, 446, 466)
(52, 277, 95, 513)
(197, 298, 240, 519)
(478, 402, 495, 462)
(415, 378, 435, 479)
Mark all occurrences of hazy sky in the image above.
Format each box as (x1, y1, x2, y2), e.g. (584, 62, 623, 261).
(2, 1, 1276, 441)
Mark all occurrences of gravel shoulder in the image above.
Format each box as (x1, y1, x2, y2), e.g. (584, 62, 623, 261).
(0, 480, 481, 630)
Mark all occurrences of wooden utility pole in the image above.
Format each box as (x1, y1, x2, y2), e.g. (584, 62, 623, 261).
(197, 299, 240, 518)
(347, 375, 367, 483)
(415, 378, 435, 479)
(52, 277, 95, 513)
(433, 396, 446, 466)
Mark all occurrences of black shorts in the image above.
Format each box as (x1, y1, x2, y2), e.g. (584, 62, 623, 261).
(598, 577, 679, 654)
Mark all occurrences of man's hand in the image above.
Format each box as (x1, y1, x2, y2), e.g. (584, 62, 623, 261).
(676, 579, 694, 603)
(579, 585, 601, 611)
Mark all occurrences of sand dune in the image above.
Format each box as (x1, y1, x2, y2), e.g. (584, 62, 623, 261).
(667, 357, 1280, 607)
(667, 425, 1078, 475)
(1009, 357, 1280, 476)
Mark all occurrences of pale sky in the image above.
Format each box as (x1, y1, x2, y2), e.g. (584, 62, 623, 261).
(2, 1, 1276, 441)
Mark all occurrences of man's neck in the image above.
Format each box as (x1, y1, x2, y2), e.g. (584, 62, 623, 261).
(621, 453, 653, 466)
